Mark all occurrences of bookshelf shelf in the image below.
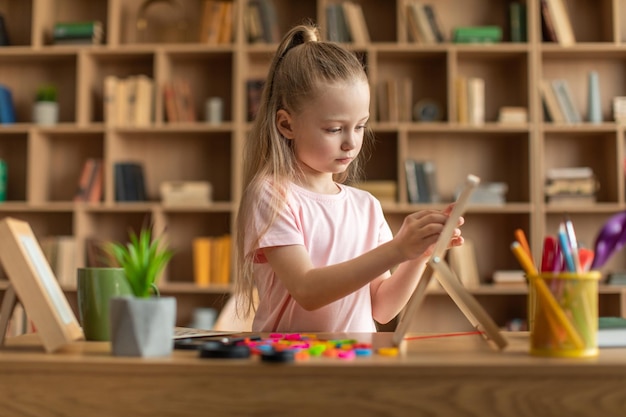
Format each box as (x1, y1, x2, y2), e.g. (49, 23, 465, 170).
(1, 0, 626, 330)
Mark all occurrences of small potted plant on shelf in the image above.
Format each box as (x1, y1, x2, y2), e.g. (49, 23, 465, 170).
(33, 84, 59, 125)
(107, 227, 176, 357)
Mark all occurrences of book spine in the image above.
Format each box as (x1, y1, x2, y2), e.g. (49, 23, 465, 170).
(0, 159, 7, 202)
(404, 159, 419, 204)
(422, 5, 445, 42)
(0, 85, 16, 124)
(508, 2, 526, 43)
(587, 71, 602, 123)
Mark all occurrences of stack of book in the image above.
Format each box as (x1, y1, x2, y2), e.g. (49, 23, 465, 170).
(53, 21, 103, 45)
(545, 166, 599, 205)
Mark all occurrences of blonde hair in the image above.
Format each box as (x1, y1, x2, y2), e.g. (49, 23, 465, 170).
(235, 23, 372, 318)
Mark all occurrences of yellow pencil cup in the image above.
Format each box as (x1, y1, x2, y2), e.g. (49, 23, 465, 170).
(528, 271, 600, 358)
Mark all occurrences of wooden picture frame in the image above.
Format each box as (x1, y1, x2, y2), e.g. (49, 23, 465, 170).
(392, 175, 508, 350)
(0, 217, 83, 352)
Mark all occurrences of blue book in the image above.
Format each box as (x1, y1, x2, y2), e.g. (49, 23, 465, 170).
(0, 85, 16, 124)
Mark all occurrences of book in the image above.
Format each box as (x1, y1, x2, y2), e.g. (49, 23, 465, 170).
(547, 166, 593, 180)
(544, 0, 575, 46)
(551, 79, 581, 123)
(246, 79, 265, 121)
(0, 84, 16, 124)
(498, 106, 527, 124)
(0, 13, 9, 46)
(508, 2, 526, 43)
(133, 75, 154, 126)
(199, 0, 224, 44)
(453, 26, 502, 43)
(74, 158, 103, 203)
(405, 159, 419, 204)
(217, 2, 234, 44)
(587, 71, 602, 123)
(256, 0, 280, 43)
(163, 81, 179, 122)
(545, 177, 598, 197)
(103, 75, 118, 125)
(540, 0, 558, 42)
(342, 1, 370, 45)
(53, 21, 103, 44)
(539, 79, 566, 123)
(456, 76, 468, 124)
(193, 237, 212, 286)
(467, 77, 485, 126)
(326, 3, 351, 43)
(422, 4, 445, 43)
(244, 1, 265, 43)
(598, 317, 626, 348)
(492, 270, 526, 285)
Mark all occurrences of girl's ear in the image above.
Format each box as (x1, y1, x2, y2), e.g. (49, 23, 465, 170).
(276, 109, 295, 140)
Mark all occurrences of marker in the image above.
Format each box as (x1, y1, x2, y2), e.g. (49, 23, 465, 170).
(540, 235, 557, 272)
(564, 217, 582, 273)
(558, 223, 576, 273)
(515, 228, 533, 263)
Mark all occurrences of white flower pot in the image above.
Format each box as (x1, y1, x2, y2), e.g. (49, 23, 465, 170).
(33, 101, 59, 125)
(109, 296, 177, 357)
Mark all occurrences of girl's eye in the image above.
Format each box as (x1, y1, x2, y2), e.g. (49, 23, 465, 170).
(356, 124, 367, 130)
(327, 128, 341, 133)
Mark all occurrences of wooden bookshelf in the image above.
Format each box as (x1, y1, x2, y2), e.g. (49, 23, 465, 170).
(2, 0, 626, 330)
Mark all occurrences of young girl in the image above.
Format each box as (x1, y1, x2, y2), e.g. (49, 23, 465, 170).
(235, 23, 464, 333)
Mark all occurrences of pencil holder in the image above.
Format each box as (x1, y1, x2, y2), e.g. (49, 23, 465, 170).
(529, 271, 600, 358)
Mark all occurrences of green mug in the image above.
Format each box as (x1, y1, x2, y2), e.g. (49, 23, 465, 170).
(77, 267, 133, 341)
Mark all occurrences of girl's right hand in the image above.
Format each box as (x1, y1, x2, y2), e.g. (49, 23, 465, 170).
(393, 205, 463, 261)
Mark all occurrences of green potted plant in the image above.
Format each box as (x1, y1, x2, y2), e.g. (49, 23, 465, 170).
(106, 227, 177, 357)
(33, 84, 59, 125)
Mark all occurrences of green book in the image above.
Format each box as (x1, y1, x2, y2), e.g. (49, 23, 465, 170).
(453, 26, 502, 43)
(509, 2, 527, 42)
(53, 21, 102, 39)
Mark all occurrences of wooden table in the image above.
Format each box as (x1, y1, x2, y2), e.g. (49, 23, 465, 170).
(1, 331, 625, 417)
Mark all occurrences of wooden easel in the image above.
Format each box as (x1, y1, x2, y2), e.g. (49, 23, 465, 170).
(392, 175, 508, 350)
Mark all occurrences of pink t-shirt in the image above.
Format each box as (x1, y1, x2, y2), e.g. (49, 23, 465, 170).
(246, 181, 393, 332)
